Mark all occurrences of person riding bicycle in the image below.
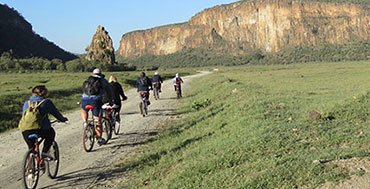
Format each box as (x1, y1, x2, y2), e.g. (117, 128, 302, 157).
(108, 75, 127, 121)
(81, 68, 114, 145)
(152, 72, 163, 92)
(137, 72, 152, 105)
(173, 73, 184, 97)
(21, 85, 68, 158)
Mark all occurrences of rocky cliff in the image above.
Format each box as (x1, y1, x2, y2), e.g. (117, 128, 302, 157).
(85, 26, 115, 64)
(0, 4, 77, 61)
(117, 1, 370, 58)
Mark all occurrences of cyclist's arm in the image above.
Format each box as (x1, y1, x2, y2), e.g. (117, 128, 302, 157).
(46, 100, 67, 122)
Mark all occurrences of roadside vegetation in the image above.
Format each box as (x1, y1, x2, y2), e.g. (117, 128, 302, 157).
(0, 69, 195, 133)
(118, 40, 370, 69)
(118, 60, 370, 188)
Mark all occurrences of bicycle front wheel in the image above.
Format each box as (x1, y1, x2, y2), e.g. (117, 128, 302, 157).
(47, 141, 59, 179)
(82, 123, 95, 152)
(22, 150, 39, 189)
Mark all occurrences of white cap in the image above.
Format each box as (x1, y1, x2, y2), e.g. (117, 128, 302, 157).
(155, 72, 158, 75)
(176, 73, 179, 77)
(93, 68, 101, 75)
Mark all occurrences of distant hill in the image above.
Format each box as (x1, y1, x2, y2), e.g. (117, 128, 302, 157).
(0, 4, 77, 61)
(118, 0, 370, 60)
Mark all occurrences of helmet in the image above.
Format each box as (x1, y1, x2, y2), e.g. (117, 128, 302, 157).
(93, 68, 101, 75)
(176, 73, 179, 77)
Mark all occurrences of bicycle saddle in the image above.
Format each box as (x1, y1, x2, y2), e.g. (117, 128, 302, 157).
(28, 134, 39, 139)
(85, 105, 94, 110)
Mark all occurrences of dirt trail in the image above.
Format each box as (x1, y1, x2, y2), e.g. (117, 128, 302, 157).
(0, 71, 211, 189)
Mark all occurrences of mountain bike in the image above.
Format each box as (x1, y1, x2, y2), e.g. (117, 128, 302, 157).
(153, 82, 160, 100)
(139, 91, 149, 117)
(82, 105, 111, 152)
(22, 121, 60, 189)
(175, 84, 182, 99)
(102, 103, 120, 136)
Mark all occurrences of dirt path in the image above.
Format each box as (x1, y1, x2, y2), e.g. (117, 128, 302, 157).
(0, 71, 211, 189)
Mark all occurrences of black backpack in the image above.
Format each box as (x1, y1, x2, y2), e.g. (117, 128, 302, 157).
(82, 76, 101, 95)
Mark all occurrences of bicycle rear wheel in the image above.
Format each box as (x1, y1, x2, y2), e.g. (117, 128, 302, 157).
(82, 123, 95, 152)
(102, 117, 112, 143)
(22, 150, 39, 189)
(47, 141, 59, 179)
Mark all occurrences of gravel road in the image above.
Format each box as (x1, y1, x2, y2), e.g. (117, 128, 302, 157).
(0, 71, 210, 189)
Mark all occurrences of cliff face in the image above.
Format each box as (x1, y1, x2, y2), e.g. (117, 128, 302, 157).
(118, 1, 370, 58)
(0, 4, 77, 61)
(85, 26, 115, 64)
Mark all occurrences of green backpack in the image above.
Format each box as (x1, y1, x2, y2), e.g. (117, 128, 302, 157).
(18, 99, 46, 131)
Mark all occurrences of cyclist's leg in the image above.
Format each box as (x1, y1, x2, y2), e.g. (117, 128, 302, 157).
(39, 128, 56, 153)
(80, 97, 90, 123)
(92, 99, 103, 138)
(22, 130, 36, 149)
(115, 104, 122, 121)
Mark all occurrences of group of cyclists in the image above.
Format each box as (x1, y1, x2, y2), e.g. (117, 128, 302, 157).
(20, 68, 184, 157)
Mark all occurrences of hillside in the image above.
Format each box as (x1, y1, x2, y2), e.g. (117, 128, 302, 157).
(117, 0, 370, 60)
(0, 4, 77, 61)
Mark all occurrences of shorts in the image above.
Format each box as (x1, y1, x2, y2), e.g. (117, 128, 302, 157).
(81, 96, 102, 117)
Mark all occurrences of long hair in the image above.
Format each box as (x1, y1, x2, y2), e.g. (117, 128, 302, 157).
(32, 85, 48, 97)
(109, 75, 117, 83)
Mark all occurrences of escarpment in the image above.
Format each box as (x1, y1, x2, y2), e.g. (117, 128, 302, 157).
(117, 1, 370, 58)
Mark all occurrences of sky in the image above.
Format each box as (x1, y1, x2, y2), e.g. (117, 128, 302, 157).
(1, 0, 237, 54)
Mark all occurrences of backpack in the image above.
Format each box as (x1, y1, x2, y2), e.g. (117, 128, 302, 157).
(18, 99, 46, 131)
(83, 76, 101, 95)
(139, 77, 148, 86)
(175, 77, 181, 84)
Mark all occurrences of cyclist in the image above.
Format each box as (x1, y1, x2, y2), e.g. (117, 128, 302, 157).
(81, 68, 113, 145)
(173, 73, 184, 97)
(21, 85, 68, 158)
(137, 72, 152, 105)
(152, 71, 163, 92)
(108, 75, 127, 121)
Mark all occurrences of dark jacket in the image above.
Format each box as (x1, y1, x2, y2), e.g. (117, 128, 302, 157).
(22, 95, 66, 130)
(152, 75, 163, 83)
(111, 82, 126, 105)
(137, 76, 152, 92)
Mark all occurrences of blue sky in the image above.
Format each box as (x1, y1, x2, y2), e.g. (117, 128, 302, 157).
(1, 0, 237, 54)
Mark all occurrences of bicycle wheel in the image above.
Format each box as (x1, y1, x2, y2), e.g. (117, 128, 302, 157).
(47, 141, 59, 179)
(144, 101, 148, 116)
(22, 150, 39, 189)
(102, 118, 112, 143)
(139, 102, 145, 117)
(82, 123, 95, 152)
(154, 88, 159, 100)
(114, 120, 120, 135)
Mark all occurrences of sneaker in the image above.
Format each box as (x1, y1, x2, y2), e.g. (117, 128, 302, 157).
(97, 138, 106, 146)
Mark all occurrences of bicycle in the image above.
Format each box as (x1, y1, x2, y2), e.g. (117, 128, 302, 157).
(22, 121, 60, 189)
(102, 103, 120, 136)
(139, 91, 149, 117)
(153, 82, 160, 100)
(175, 84, 182, 99)
(82, 105, 111, 152)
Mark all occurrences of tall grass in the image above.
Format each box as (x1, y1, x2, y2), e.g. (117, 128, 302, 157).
(0, 69, 195, 132)
(118, 61, 370, 188)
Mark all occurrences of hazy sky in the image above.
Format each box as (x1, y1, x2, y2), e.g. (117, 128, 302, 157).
(1, 0, 237, 54)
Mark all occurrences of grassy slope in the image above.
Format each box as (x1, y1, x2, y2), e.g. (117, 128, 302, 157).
(0, 69, 195, 132)
(118, 61, 370, 188)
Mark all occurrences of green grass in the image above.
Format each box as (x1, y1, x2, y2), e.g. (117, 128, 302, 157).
(0, 69, 196, 133)
(117, 60, 370, 188)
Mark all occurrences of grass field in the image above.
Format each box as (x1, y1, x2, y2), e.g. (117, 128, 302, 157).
(0, 69, 195, 133)
(117, 61, 370, 188)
